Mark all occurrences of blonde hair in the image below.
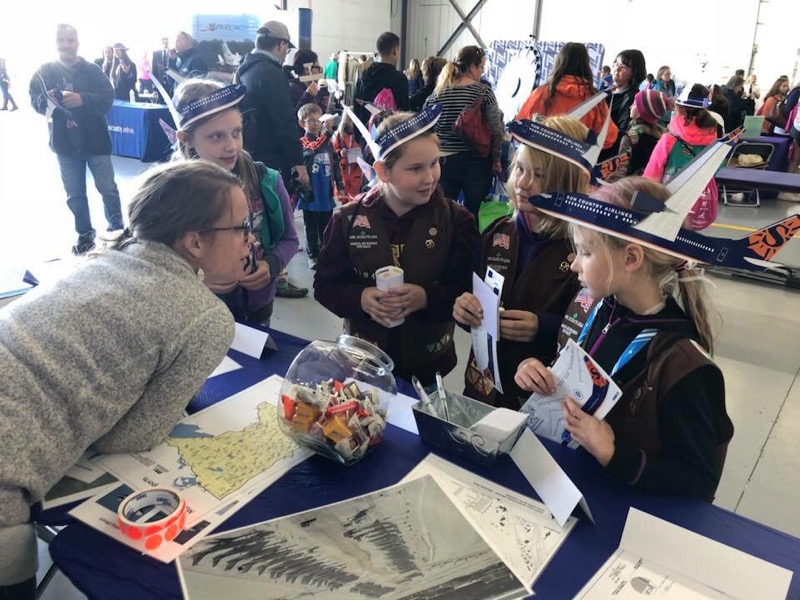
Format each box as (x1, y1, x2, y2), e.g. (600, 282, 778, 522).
(406, 58, 421, 80)
(374, 111, 440, 170)
(170, 78, 261, 206)
(435, 45, 484, 95)
(507, 115, 590, 239)
(580, 176, 717, 353)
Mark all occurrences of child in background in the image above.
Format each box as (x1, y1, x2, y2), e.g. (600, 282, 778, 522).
(0, 161, 239, 595)
(173, 79, 300, 327)
(297, 102, 344, 269)
(619, 89, 671, 176)
(331, 111, 363, 203)
(643, 84, 720, 230)
(453, 116, 587, 408)
(515, 176, 734, 502)
(314, 106, 480, 385)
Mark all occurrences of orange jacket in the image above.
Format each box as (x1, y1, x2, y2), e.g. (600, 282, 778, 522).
(515, 75, 619, 150)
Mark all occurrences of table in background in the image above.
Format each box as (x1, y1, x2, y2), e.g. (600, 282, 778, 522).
(44, 328, 800, 599)
(735, 134, 792, 172)
(107, 100, 174, 163)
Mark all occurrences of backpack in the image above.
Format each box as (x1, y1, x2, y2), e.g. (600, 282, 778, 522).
(663, 133, 718, 231)
(372, 87, 397, 112)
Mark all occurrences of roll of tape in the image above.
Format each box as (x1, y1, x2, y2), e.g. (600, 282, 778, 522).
(117, 488, 187, 552)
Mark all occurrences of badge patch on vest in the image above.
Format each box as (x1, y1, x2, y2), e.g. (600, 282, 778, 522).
(352, 215, 371, 229)
(493, 233, 511, 249)
(429, 227, 438, 236)
(576, 289, 595, 313)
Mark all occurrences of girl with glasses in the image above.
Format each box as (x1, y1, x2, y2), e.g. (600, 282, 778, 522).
(172, 79, 301, 327)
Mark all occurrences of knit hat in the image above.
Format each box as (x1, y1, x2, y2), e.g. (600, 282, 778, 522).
(634, 90, 670, 125)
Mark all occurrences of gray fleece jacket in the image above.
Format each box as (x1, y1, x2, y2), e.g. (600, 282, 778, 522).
(0, 240, 234, 585)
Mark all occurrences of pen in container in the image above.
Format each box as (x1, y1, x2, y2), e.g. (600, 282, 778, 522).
(412, 376, 438, 418)
(435, 372, 450, 422)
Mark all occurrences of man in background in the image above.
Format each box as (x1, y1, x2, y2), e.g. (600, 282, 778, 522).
(29, 24, 123, 255)
(353, 31, 408, 129)
(236, 20, 310, 298)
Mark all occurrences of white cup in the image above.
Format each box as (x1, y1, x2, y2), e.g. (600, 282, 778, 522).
(375, 266, 405, 328)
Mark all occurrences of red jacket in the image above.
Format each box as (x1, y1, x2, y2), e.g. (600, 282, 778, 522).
(515, 75, 619, 150)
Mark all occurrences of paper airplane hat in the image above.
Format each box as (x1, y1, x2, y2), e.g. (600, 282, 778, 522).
(343, 103, 443, 162)
(526, 140, 800, 273)
(508, 91, 612, 182)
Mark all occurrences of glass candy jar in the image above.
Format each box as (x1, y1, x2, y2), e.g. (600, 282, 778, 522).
(277, 335, 395, 465)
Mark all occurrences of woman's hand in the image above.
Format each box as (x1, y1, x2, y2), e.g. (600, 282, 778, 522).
(514, 357, 556, 395)
(453, 292, 483, 327)
(499, 309, 538, 342)
(379, 284, 428, 320)
(562, 397, 615, 466)
(239, 260, 271, 290)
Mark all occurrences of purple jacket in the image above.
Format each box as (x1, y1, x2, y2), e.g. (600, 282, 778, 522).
(225, 174, 299, 317)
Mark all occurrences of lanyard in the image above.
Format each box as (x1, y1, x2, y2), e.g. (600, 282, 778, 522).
(577, 299, 658, 377)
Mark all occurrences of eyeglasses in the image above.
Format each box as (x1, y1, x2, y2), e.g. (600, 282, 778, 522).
(613, 62, 631, 71)
(198, 217, 253, 241)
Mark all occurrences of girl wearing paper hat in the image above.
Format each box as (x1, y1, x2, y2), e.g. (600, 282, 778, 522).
(643, 84, 720, 230)
(454, 115, 590, 408)
(314, 106, 480, 385)
(515, 175, 734, 501)
(171, 79, 301, 327)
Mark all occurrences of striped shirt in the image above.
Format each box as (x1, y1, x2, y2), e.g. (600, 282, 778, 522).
(424, 82, 504, 160)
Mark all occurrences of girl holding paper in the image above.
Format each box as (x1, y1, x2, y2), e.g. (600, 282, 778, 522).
(0, 161, 239, 597)
(314, 107, 479, 385)
(515, 177, 733, 501)
(453, 116, 588, 409)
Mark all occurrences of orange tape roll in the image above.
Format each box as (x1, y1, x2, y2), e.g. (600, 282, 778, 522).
(117, 488, 187, 552)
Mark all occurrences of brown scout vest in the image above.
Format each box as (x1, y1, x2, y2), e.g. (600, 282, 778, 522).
(341, 190, 455, 372)
(464, 217, 579, 408)
(557, 292, 730, 498)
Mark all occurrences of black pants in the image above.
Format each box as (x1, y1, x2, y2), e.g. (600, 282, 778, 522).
(0, 578, 35, 600)
(303, 210, 332, 258)
(439, 152, 492, 217)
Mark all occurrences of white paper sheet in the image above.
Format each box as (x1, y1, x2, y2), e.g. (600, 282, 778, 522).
(41, 451, 119, 509)
(403, 454, 576, 592)
(510, 429, 593, 528)
(75, 376, 312, 562)
(577, 508, 792, 599)
(387, 392, 419, 434)
(207, 355, 242, 379)
(519, 339, 622, 448)
(470, 268, 505, 395)
(346, 147, 361, 164)
(230, 322, 271, 358)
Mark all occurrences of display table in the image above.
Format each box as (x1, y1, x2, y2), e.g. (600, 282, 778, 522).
(43, 329, 800, 599)
(734, 134, 792, 172)
(107, 100, 174, 162)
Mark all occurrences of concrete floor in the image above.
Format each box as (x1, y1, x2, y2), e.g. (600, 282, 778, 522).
(2, 107, 799, 598)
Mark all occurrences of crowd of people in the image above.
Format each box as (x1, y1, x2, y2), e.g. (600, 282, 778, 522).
(5, 19, 800, 599)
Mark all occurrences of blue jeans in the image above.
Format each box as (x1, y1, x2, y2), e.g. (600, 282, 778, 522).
(57, 154, 124, 237)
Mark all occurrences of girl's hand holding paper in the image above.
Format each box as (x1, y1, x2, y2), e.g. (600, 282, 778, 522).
(515, 357, 556, 395)
(562, 397, 615, 466)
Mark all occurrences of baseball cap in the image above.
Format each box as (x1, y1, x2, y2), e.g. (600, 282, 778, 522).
(257, 20, 295, 48)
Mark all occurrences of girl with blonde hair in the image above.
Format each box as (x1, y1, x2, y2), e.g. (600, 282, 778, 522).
(453, 115, 590, 408)
(515, 176, 733, 501)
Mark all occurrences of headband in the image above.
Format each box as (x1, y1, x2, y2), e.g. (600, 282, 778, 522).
(176, 84, 247, 130)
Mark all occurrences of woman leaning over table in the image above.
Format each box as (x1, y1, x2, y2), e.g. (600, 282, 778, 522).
(0, 161, 243, 599)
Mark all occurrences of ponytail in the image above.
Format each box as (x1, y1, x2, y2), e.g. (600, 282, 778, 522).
(675, 267, 717, 355)
(434, 61, 461, 95)
(434, 45, 485, 95)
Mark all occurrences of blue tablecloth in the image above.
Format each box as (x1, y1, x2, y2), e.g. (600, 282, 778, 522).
(107, 100, 174, 163)
(44, 329, 800, 599)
